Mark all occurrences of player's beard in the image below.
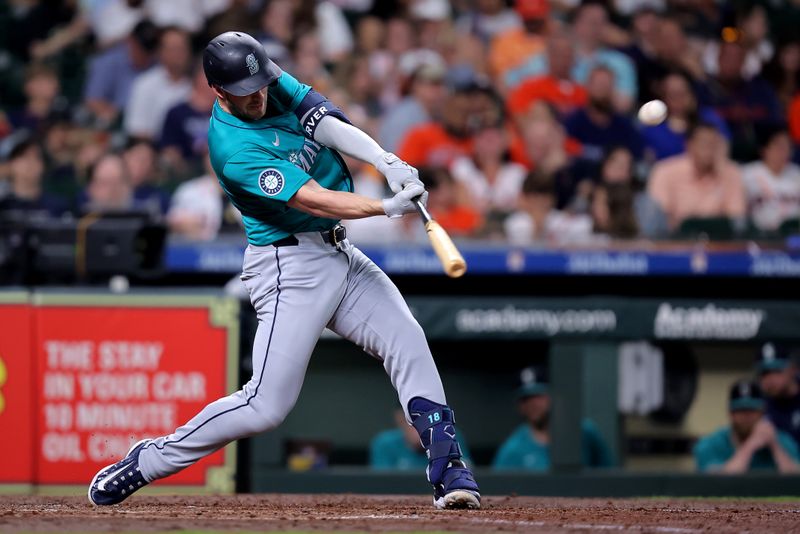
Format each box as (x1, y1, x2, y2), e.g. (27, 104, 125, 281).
(224, 89, 268, 121)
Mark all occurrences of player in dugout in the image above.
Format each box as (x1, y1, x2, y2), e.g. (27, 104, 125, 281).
(88, 31, 480, 510)
(757, 343, 800, 449)
(492, 366, 615, 470)
(693, 379, 800, 473)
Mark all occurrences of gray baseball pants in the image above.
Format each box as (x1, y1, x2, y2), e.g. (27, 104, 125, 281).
(138, 232, 446, 481)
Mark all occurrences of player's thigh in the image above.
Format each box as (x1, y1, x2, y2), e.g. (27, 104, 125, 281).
(328, 246, 430, 359)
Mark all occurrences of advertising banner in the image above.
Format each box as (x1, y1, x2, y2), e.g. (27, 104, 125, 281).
(32, 293, 238, 489)
(0, 294, 35, 484)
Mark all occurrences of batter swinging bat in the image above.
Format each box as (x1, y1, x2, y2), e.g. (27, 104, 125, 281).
(414, 200, 467, 278)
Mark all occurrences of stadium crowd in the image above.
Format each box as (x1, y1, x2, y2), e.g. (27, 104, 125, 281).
(2, 0, 800, 245)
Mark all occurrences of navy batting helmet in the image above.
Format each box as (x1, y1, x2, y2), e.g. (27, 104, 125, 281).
(203, 31, 282, 96)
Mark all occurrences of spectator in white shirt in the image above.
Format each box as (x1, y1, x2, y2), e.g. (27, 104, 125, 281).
(450, 123, 527, 216)
(741, 126, 800, 232)
(124, 26, 192, 140)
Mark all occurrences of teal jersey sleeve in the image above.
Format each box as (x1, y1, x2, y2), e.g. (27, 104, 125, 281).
(267, 71, 311, 115)
(223, 146, 312, 204)
(777, 430, 800, 461)
(491, 424, 549, 471)
(581, 419, 615, 468)
(693, 428, 733, 472)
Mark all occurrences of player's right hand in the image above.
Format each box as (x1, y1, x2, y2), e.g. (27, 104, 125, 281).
(374, 152, 423, 193)
(382, 182, 428, 218)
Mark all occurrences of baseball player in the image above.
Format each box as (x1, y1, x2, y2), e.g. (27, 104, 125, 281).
(88, 31, 480, 510)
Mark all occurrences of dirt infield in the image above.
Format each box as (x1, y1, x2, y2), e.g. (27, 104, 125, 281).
(1, 494, 799, 533)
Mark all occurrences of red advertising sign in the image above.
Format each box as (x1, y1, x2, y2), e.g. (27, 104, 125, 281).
(0, 301, 35, 484)
(34, 303, 234, 486)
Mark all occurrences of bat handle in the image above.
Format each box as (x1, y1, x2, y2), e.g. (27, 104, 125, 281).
(413, 197, 432, 223)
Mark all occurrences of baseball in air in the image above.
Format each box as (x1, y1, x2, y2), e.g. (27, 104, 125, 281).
(637, 99, 667, 125)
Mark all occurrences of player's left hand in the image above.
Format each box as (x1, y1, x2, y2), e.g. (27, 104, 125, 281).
(374, 152, 423, 193)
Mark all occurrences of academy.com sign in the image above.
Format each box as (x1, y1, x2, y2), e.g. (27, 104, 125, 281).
(455, 306, 617, 336)
(654, 303, 765, 339)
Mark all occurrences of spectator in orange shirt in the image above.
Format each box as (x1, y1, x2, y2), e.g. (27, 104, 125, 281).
(397, 81, 500, 168)
(489, 0, 549, 84)
(648, 121, 746, 231)
(420, 167, 482, 237)
(506, 32, 587, 121)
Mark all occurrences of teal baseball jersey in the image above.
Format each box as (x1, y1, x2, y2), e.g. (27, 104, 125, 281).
(693, 426, 800, 472)
(369, 428, 473, 470)
(492, 420, 615, 471)
(208, 71, 353, 245)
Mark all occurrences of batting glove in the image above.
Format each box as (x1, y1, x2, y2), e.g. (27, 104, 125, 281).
(374, 151, 423, 193)
(382, 182, 428, 218)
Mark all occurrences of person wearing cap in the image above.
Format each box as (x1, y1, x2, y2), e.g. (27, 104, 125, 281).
(758, 343, 800, 448)
(693, 379, 799, 473)
(492, 367, 614, 471)
(379, 52, 448, 154)
(489, 0, 549, 82)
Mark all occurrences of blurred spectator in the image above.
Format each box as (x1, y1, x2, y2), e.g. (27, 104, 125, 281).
(315, 0, 355, 63)
(702, 5, 773, 81)
(379, 52, 447, 153)
(762, 39, 800, 110)
(410, 0, 452, 52)
(160, 63, 216, 174)
(504, 171, 592, 246)
(369, 409, 472, 470)
(489, 0, 549, 82)
(693, 379, 799, 473)
(0, 138, 68, 218)
(492, 366, 614, 471)
(396, 84, 480, 168)
(84, 153, 133, 212)
(647, 121, 745, 231)
(564, 66, 643, 165)
(419, 167, 482, 237)
(757, 343, 800, 449)
(591, 146, 667, 240)
(168, 154, 238, 241)
(450, 123, 526, 216)
(709, 40, 783, 162)
(506, 2, 638, 111)
(256, 0, 294, 68)
(518, 114, 583, 210)
(124, 26, 192, 141)
(618, 5, 663, 104)
(83, 19, 159, 127)
(122, 140, 169, 216)
(7, 64, 67, 135)
(290, 32, 334, 95)
(456, 0, 521, 44)
(506, 32, 586, 120)
(2, 0, 77, 61)
(641, 71, 730, 162)
(741, 126, 800, 232)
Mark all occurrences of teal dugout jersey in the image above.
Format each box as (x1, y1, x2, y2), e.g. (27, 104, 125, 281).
(208, 70, 353, 245)
(492, 420, 615, 471)
(693, 426, 800, 471)
(369, 428, 473, 470)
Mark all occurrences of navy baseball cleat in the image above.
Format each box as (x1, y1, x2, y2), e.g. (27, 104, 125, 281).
(432, 459, 481, 510)
(88, 439, 150, 505)
(408, 397, 481, 510)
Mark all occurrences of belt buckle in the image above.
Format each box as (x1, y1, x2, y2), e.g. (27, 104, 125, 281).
(331, 225, 346, 249)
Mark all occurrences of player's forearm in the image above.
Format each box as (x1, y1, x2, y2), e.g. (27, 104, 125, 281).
(720, 443, 757, 474)
(289, 186, 384, 220)
(314, 115, 385, 167)
(770, 442, 800, 474)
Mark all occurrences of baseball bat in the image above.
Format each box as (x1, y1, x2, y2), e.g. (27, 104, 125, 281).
(414, 200, 467, 278)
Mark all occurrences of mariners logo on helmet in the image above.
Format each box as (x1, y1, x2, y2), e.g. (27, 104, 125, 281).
(246, 53, 259, 75)
(258, 168, 284, 196)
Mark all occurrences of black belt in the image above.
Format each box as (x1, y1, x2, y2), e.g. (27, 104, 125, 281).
(270, 225, 346, 247)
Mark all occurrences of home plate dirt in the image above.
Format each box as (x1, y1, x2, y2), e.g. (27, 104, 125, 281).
(1, 494, 798, 533)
